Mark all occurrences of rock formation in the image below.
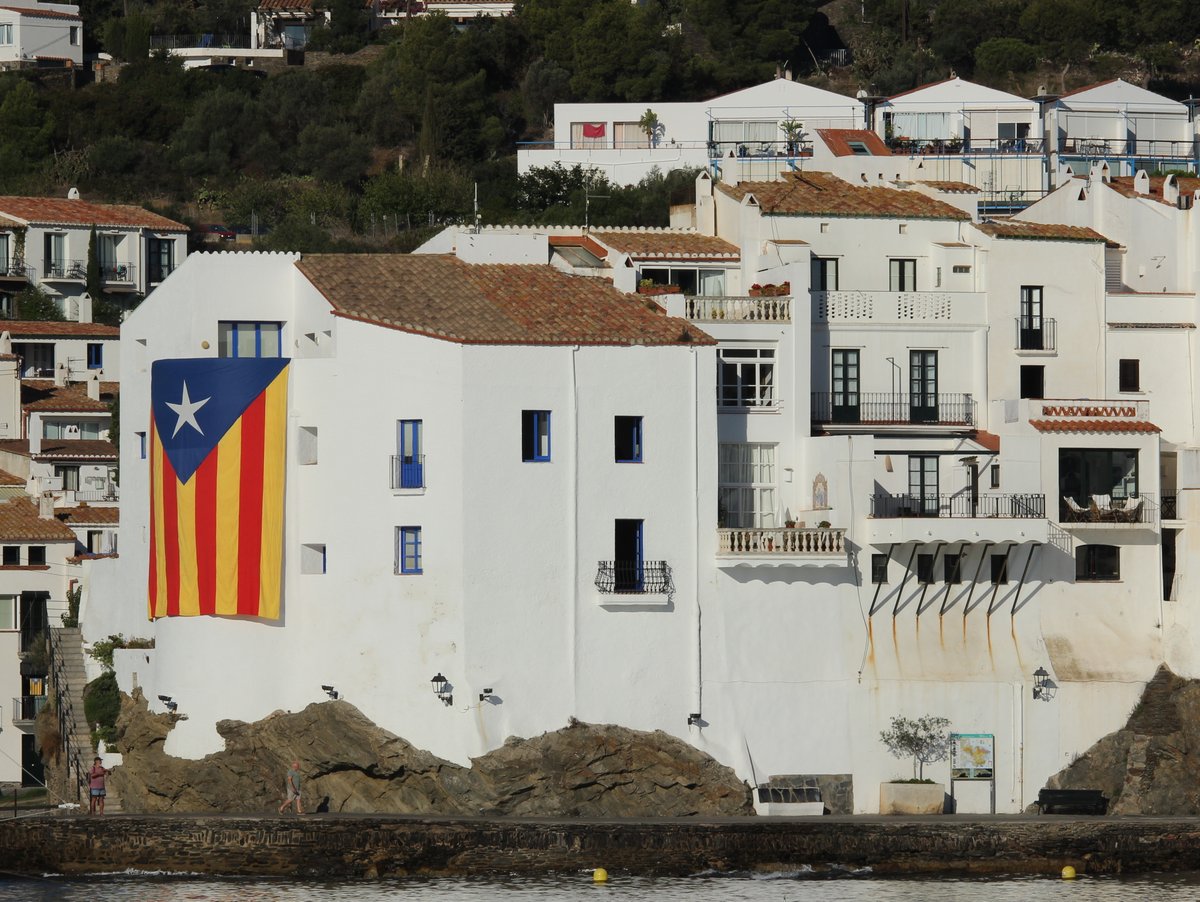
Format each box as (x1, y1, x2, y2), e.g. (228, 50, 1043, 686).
(1040, 665, 1200, 815)
(110, 689, 753, 816)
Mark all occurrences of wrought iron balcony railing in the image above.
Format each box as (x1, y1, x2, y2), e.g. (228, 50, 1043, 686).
(101, 262, 135, 284)
(811, 392, 976, 427)
(390, 454, 425, 490)
(595, 560, 671, 594)
(1162, 495, 1178, 519)
(1060, 493, 1158, 525)
(1015, 317, 1057, 351)
(0, 258, 32, 281)
(870, 493, 1046, 519)
(44, 260, 86, 281)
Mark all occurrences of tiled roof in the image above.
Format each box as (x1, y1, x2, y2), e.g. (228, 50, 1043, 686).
(295, 255, 715, 347)
(1104, 175, 1200, 206)
(975, 221, 1111, 243)
(0, 439, 118, 460)
(0, 321, 119, 338)
(973, 430, 1001, 453)
(0, 215, 18, 229)
(56, 504, 119, 526)
(716, 172, 970, 220)
(0, 5, 81, 20)
(258, 0, 318, 8)
(920, 181, 980, 193)
(0, 498, 77, 542)
(1109, 322, 1196, 329)
(816, 129, 891, 157)
(590, 230, 739, 259)
(1031, 419, 1160, 434)
(21, 382, 111, 413)
(0, 197, 186, 231)
(0, 469, 22, 487)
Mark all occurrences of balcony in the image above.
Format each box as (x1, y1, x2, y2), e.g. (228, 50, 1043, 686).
(887, 137, 1046, 155)
(1015, 318, 1057, 352)
(1060, 493, 1158, 528)
(717, 527, 845, 565)
(1163, 495, 1178, 520)
(595, 560, 671, 595)
(390, 454, 425, 491)
(867, 493, 1049, 545)
(44, 260, 86, 281)
(812, 290, 984, 324)
(12, 695, 46, 725)
(811, 392, 976, 428)
(684, 296, 791, 323)
(0, 258, 31, 282)
(101, 262, 136, 286)
(1058, 137, 1195, 160)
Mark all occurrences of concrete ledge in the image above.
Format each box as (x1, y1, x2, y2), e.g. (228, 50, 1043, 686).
(5, 815, 1200, 878)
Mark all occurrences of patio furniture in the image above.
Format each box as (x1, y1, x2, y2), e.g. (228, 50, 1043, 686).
(1064, 496, 1089, 522)
(1116, 496, 1142, 522)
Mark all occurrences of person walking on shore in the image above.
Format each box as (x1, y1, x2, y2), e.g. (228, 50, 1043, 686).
(88, 757, 111, 815)
(278, 761, 303, 815)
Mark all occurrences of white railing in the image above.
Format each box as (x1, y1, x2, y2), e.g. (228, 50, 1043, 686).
(685, 295, 791, 323)
(718, 527, 845, 556)
(812, 290, 983, 323)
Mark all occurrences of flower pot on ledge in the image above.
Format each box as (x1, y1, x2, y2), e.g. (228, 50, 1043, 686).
(879, 782, 947, 815)
(637, 284, 682, 296)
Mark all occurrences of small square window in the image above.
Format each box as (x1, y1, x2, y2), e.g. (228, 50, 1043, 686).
(820, 222, 829, 233)
(1119, 359, 1140, 393)
(1, 547, 17, 566)
(615, 416, 643, 463)
(136, 431, 147, 460)
(298, 426, 318, 465)
(300, 543, 326, 574)
(953, 265, 971, 274)
(990, 554, 1008, 585)
(522, 410, 551, 462)
(1076, 544, 1120, 581)
(916, 554, 935, 584)
(396, 526, 422, 574)
(898, 223, 908, 234)
(871, 553, 889, 584)
(28, 546, 45, 567)
(944, 555, 963, 584)
(1020, 365, 1044, 400)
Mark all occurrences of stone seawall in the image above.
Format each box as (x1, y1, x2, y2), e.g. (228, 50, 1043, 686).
(4, 815, 1200, 878)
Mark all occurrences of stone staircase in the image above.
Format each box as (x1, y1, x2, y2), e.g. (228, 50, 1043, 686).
(49, 627, 121, 813)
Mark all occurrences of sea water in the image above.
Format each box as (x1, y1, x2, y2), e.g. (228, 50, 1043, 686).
(3, 872, 1200, 901)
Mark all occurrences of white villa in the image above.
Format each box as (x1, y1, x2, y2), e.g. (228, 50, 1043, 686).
(0, 0, 82, 71)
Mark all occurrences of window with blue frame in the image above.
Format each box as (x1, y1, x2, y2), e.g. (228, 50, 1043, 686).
(394, 420, 423, 489)
(217, 321, 282, 358)
(396, 526, 422, 574)
(86, 343, 102, 370)
(521, 410, 551, 461)
(614, 416, 643, 463)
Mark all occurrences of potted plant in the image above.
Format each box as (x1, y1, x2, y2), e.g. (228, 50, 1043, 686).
(878, 714, 952, 814)
(749, 283, 763, 297)
(638, 108, 663, 149)
(780, 118, 804, 156)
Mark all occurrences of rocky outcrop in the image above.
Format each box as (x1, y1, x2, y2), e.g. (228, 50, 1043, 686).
(1041, 665, 1200, 815)
(110, 689, 753, 816)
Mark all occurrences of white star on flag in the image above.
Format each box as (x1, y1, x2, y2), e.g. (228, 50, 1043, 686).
(166, 381, 210, 438)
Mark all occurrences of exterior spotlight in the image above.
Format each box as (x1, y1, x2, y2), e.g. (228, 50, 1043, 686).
(431, 673, 452, 707)
(687, 713, 702, 726)
(158, 694, 178, 713)
(478, 687, 494, 702)
(1032, 666, 1055, 701)
(321, 685, 339, 700)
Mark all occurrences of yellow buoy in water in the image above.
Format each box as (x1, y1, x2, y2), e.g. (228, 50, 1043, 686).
(1062, 865, 1077, 880)
(593, 868, 608, 883)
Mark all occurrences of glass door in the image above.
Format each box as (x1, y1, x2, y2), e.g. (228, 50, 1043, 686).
(909, 350, 938, 423)
(909, 456, 940, 517)
(614, 519, 644, 592)
(1019, 286, 1043, 350)
(831, 349, 860, 423)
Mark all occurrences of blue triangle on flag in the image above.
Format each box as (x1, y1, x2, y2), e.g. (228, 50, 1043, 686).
(150, 357, 288, 483)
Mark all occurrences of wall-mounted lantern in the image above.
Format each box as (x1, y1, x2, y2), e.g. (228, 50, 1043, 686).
(1032, 667, 1055, 701)
(431, 673, 453, 707)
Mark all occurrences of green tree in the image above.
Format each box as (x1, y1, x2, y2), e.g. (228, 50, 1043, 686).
(880, 715, 953, 781)
(86, 225, 102, 300)
(14, 287, 65, 322)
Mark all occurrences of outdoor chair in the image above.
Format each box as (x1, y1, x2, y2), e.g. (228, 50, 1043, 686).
(1063, 496, 1089, 522)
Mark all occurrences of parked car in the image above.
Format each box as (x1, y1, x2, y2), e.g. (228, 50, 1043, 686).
(207, 224, 236, 240)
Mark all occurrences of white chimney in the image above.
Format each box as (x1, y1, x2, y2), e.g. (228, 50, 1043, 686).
(54, 363, 66, 387)
(1134, 169, 1150, 195)
(1162, 174, 1179, 205)
(86, 373, 100, 401)
(29, 424, 40, 455)
(37, 493, 54, 519)
(0, 331, 11, 356)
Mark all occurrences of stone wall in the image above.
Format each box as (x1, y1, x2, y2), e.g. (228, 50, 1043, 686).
(4, 814, 1200, 877)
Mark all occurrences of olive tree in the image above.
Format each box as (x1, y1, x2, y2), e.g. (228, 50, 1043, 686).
(880, 714, 953, 780)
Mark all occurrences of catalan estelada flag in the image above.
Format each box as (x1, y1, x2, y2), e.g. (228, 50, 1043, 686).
(148, 358, 289, 620)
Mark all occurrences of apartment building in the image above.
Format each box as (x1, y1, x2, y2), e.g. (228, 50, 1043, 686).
(0, 1, 82, 71)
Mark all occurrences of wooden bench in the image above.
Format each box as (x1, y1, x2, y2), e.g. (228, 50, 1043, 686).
(1036, 788, 1108, 815)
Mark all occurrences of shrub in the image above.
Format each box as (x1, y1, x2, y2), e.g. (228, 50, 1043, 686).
(83, 671, 120, 747)
(974, 38, 1037, 79)
(880, 714, 953, 780)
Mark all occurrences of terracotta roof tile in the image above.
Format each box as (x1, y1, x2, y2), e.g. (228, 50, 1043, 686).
(0, 497, 78, 541)
(1030, 419, 1160, 434)
(0, 469, 22, 487)
(21, 382, 110, 413)
(975, 221, 1111, 243)
(1104, 175, 1200, 207)
(590, 230, 739, 259)
(919, 180, 980, 193)
(0, 321, 119, 338)
(716, 172, 969, 220)
(0, 439, 118, 460)
(1109, 322, 1196, 329)
(0, 197, 186, 231)
(56, 504, 119, 526)
(549, 235, 609, 259)
(973, 430, 1001, 453)
(816, 129, 891, 157)
(0, 6, 81, 20)
(295, 255, 715, 346)
(258, 0, 318, 9)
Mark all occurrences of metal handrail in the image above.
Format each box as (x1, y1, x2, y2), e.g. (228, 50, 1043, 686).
(389, 454, 425, 490)
(1015, 317, 1057, 351)
(811, 391, 976, 426)
(11, 695, 47, 723)
(1059, 492, 1158, 525)
(44, 260, 86, 280)
(47, 628, 86, 803)
(595, 560, 672, 594)
(870, 493, 1046, 519)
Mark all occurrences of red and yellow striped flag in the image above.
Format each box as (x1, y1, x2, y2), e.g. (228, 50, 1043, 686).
(148, 358, 288, 620)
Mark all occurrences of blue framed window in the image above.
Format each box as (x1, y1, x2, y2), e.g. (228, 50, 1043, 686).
(86, 343, 102, 369)
(521, 410, 551, 462)
(615, 416, 643, 463)
(394, 420, 424, 489)
(136, 431, 147, 460)
(397, 526, 422, 574)
(217, 321, 282, 358)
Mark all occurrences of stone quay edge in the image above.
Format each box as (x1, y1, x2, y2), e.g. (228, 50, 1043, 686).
(4, 814, 1200, 878)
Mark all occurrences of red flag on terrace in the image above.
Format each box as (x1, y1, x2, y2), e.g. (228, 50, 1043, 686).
(582, 122, 606, 138)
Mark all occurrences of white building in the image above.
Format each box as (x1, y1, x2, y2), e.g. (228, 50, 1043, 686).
(372, 0, 513, 26)
(0, 0, 82, 71)
(251, 0, 330, 50)
(0, 195, 188, 320)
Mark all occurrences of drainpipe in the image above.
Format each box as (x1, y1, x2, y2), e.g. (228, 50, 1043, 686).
(570, 345, 579, 714)
(692, 346, 703, 723)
